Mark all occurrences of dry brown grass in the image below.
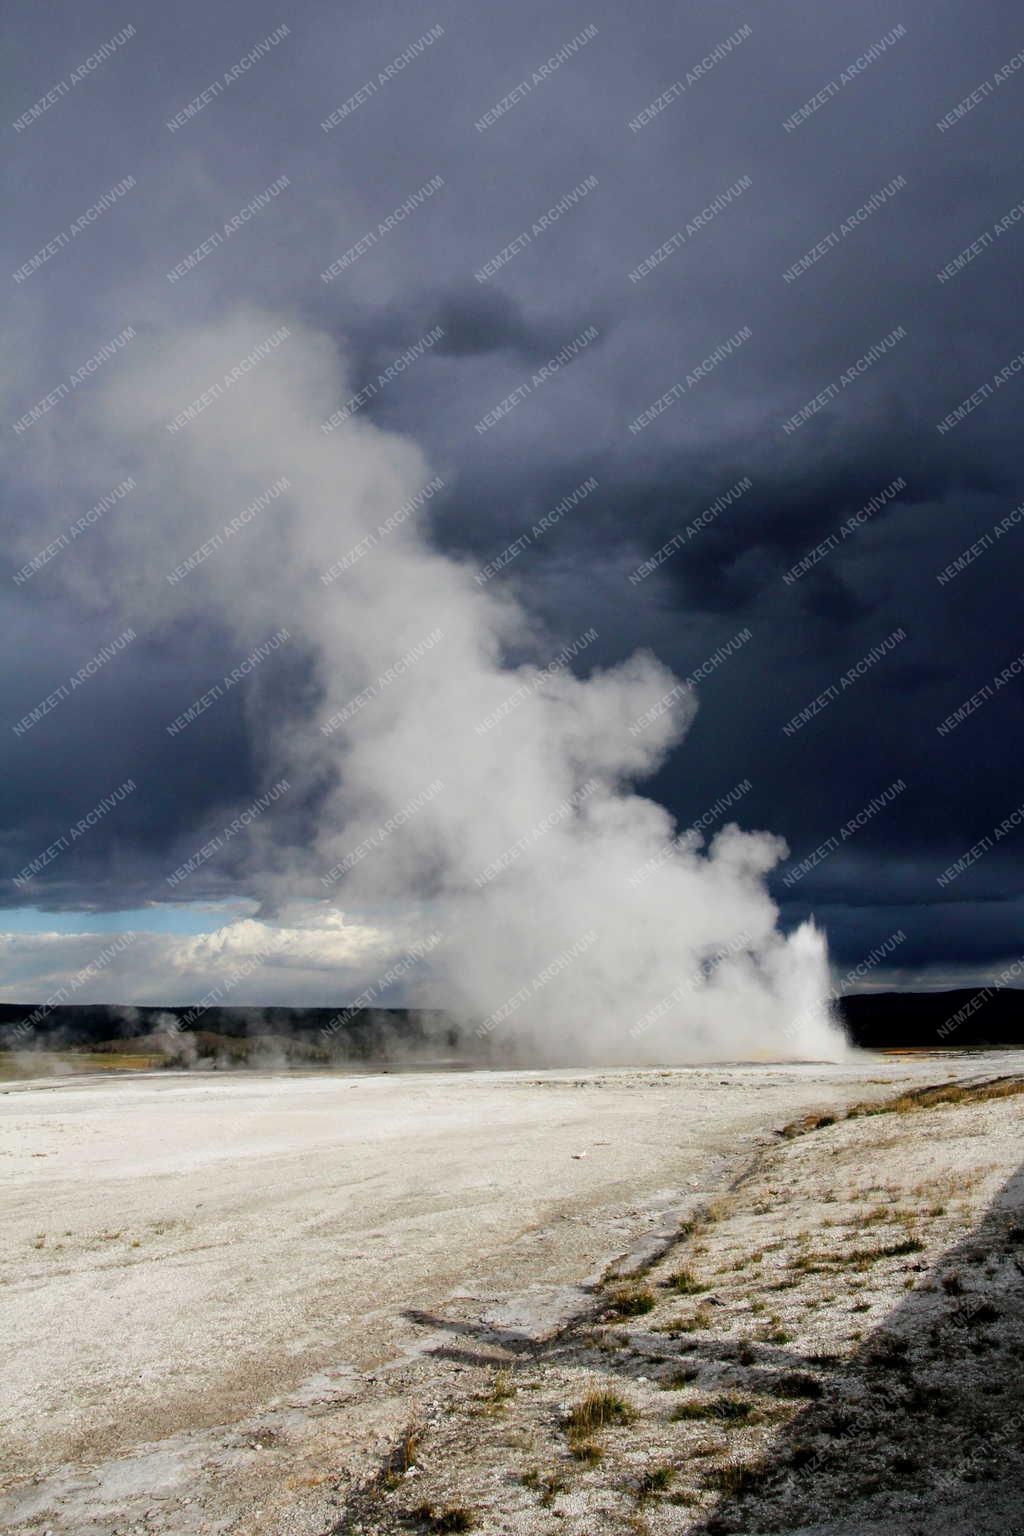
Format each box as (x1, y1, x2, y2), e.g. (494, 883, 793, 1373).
(380, 1422, 420, 1487)
(848, 1076, 1024, 1119)
(781, 1075, 1024, 1141)
(566, 1389, 636, 1435)
(603, 1283, 657, 1320)
(665, 1267, 706, 1295)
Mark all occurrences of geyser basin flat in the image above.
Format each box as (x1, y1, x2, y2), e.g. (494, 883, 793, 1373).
(1, 1053, 1020, 1533)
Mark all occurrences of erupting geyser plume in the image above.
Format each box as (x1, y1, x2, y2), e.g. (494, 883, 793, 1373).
(26, 312, 847, 1061)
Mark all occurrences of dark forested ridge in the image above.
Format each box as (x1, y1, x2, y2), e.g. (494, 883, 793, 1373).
(0, 989, 1020, 1058)
(836, 988, 1022, 1049)
(0, 1004, 456, 1063)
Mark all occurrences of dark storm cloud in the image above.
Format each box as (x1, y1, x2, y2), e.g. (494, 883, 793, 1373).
(2, 0, 1023, 984)
(344, 286, 565, 362)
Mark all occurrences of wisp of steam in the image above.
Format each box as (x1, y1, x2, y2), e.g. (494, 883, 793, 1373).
(22, 312, 847, 1062)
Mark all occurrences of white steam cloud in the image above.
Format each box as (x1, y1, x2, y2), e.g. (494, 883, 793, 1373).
(14, 311, 846, 1062)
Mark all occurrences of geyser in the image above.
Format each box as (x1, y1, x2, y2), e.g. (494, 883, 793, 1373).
(22, 311, 847, 1062)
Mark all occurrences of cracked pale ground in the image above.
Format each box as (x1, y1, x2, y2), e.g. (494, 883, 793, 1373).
(0, 1054, 1021, 1534)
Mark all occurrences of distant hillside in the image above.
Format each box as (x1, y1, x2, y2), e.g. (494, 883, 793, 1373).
(0, 1004, 458, 1063)
(0, 988, 1020, 1060)
(836, 987, 1022, 1049)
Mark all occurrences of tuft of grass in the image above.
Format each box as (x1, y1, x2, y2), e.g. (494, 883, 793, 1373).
(661, 1302, 715, 1333)
(790, 1252, 830, 1273)
(658, 1367, 699, 1389)
(955, 1299, 1000, 1326)
(567, 1390, 635, 1434)
(671, 1394, 756, 1424)
(380, 1423, 419, 1486)
(780, 1110, 837, 1138)
(570, 1439, 603, 1465)
(621, 1516, 651, 1536)
(867, 1332, 910, 1369)
(414, 1505, 475, 1529)
(665, 1267, 706, 1295)
(538, 1473, 567, 1508)
(842, 1237, 923, 1266)
(706, 1462, 765, 1496)
(429, 1509, 474, 1533)
(756, 1317, 793, 1344)
(635, 1464, 674, 1501)
(605, 1283, 657, 1320)
(768, 1372, 823, 1400)
(489, 1368, 515, 1403)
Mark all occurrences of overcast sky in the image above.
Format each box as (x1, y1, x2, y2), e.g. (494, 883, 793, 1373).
(3, 0, 1023, 1007)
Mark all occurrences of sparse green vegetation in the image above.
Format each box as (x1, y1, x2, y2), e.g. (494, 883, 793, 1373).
(758, 1325, 793, 1345)
(844, 1237, 924, 1265)
(635, 1463, 674, 1501)
(671, 1394, 757, 1424)
(884, 1237, 924, 1256)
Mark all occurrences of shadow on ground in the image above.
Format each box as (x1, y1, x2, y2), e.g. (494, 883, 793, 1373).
(680, 1159, 1024, 1534)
